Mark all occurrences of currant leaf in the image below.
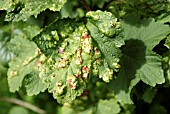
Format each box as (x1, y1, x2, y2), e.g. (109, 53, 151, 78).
(7, 36, 40, 92)
(3, 0, 67, 21)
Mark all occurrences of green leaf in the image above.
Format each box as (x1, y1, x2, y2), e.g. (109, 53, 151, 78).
(119, 104, 135, 114)
(60, 0, 85, 18)
(33, 19, 74, 55)
(160, 14, 170, 23)
(0, 30, 13, 66)
(90, 0, 110, 8)
(86, 14, 124, 70)
(109, 39, 164, 104)
(96, 99, 120, 114)
(108, 39, 143, 104)
(9, 106, 29, 114)
(137, 52, 165, 86)
(107, 15, 167, 104)
(0, 62, 7, 77)
(7, 36, 39, 92)
(149, 104, 167, 114)
(23, 26, 41, 40)
(142, 88, 157, 103)
(34, 20, 94, 103)
(123, 15, 170, 50)
(25, 72, 48, 96)
(164, 52, 170, 84)
(123, 16, 165, 86)
(4, 0, 67, 21)
(0, 0, 13, 10)
(86, 10, 122, 37)
(61, 105, 93, 114)
(165, 36, 170, 49)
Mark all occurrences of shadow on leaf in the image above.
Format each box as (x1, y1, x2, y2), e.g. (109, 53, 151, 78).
(108, 39, 146, 103)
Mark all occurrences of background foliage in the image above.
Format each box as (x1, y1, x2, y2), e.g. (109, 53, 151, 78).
(1, 0, 170, 114)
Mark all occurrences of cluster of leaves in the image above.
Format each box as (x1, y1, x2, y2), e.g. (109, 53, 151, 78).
(1, 0, 170, 114)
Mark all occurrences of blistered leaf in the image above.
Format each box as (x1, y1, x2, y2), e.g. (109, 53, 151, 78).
(86, 15, 123, 70)
(86, 10, 121, 37)
(34, 20, 94, 103)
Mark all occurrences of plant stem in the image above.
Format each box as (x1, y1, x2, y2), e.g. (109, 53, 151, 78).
(0, 97, 46, 114)
(80, 0, 91, 11)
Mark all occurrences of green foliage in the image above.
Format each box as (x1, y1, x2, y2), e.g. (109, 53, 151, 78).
(0, 30, 13, 66)
(96, 99, 120, 114)
(9, 106, 29, 114)
(7, 35, 39, 92)
(142, 88, 156, 103)
(1, 0, 170, 114)
(0, 0, 67, 21)
(60, 0, 85, 18)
